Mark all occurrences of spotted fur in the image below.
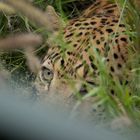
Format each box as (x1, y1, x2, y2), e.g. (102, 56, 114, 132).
(35, 0, 133, 120)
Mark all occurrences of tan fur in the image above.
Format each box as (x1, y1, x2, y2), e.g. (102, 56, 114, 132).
(35, 0, 133, 120)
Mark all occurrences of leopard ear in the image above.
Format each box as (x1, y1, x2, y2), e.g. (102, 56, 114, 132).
(45, 5, 63, 32)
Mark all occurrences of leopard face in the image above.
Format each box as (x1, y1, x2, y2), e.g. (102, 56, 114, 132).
(35, 0, 133, 108)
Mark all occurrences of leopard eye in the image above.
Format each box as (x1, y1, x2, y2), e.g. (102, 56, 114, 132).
(41, 66, 53, 82)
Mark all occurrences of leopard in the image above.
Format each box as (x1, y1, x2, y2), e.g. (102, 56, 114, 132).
(34, 0, 134, 121)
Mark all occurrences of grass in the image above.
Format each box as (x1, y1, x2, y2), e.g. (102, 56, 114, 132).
(0, 0, 140, 130)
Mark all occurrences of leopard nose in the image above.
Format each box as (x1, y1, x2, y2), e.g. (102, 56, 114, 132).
(79, 85, 88, 96)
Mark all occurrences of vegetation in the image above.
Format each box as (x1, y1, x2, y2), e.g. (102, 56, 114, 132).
(0, 0, 140, 131)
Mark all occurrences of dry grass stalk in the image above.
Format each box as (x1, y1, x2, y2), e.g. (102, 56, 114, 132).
(0, 2, 15, 13)
(24, 47, 41, 74)
(0, 33, 42, 50)
(2, 0, 61, 33)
